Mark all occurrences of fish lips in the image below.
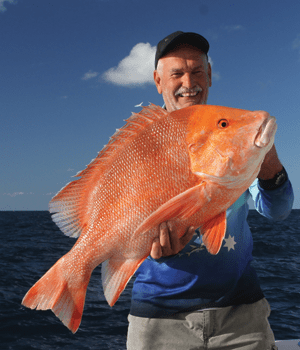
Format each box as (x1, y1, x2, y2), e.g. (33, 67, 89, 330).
(255, 116, 277, 148)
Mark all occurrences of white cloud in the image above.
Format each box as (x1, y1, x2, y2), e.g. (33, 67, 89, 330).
(293, 34, 300, 52)
(102, 42, 156, 86)
(3, 192, 35, 196)
(292, 34, 300, 61)
(82, 70, 99, 80)
(212, 71, 221, 81)
(0, 0, 16, 12)
(222, 25, 244, 32)
(208, 55, 221, 81)
(3, 192, 25, 197)
(102, 43, 218, 86)
(293, 34, 300, 48)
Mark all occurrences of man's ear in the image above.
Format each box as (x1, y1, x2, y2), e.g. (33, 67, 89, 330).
(208, 62, 212, 87)
(153, 70, 162, 94)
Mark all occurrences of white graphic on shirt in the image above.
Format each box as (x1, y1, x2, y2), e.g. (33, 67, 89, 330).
(178, 243, 206, 257)
(223, 235, 236, 251)
(166, 232, 237, 259)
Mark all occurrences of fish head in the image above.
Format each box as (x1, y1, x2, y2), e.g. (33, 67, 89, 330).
(184, 105, 277, 186)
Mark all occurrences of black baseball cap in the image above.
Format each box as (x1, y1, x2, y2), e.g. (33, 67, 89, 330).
(155, 31, 209, 69)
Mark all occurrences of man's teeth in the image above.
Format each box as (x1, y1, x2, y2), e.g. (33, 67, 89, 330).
(179, 91, 199, 97)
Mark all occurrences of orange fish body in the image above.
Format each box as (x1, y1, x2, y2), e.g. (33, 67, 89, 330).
(22, 104, 277, 333)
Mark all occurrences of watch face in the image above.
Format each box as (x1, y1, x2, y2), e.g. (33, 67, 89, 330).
(275, 171, 286, 186)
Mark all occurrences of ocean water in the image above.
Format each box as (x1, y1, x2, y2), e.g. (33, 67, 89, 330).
(0, 210, 299, 349)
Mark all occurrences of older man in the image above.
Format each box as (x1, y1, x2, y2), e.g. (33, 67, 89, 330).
(126, 31, 294, 350)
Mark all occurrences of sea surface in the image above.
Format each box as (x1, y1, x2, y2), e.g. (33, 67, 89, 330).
(1, 210, 299, 349)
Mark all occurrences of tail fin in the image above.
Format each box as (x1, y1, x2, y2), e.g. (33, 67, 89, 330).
(22, 256, 91, 333)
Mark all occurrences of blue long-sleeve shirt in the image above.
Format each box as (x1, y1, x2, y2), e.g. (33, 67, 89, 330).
(130, 178, 294, 318)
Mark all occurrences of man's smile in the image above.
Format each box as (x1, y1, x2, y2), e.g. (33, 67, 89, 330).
(177, 91, 200, 98)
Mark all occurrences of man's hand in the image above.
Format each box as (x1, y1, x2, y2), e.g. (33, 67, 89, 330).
(258, 144, 283, 180)
(150, 221, 195, 259)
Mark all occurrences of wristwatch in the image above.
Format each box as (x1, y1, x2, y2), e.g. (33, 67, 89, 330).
(258, 166, 288, 190)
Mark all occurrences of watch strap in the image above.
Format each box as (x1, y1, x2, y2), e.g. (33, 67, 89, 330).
(258, 166, 288, 191)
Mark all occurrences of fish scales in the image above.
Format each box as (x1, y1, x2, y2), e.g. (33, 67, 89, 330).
(22, 104, 277, 333)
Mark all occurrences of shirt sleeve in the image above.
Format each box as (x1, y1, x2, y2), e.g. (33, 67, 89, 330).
(249, 177, 294, 221)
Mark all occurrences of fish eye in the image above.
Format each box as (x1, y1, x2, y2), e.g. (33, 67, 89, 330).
(218, 119, 229, 128)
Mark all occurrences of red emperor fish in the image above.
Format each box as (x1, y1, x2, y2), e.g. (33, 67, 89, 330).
(22, 104, 277, 333)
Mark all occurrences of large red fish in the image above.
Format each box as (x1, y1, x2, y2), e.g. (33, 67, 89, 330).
(22, 104, 277, 333)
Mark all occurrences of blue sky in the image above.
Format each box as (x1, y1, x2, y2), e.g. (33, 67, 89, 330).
(1, 0, 299, 210)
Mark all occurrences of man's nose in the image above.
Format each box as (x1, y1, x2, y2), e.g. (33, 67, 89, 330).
(181, 73, 195, 88)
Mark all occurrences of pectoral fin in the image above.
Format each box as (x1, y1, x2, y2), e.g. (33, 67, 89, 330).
(200, 211, 227, 255)
(134, 182, 208, 237)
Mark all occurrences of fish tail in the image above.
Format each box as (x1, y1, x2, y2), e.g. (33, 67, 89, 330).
(22, 255, 91, 333)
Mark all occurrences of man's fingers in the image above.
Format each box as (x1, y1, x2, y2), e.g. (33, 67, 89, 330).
(150, 238, 162, 259)
(150, 223, 196, 259)
(150, 222, 171, 259)
(167, 221, 181, 255)
(160, 222, 172, 254)
(179, 226, 195, 247)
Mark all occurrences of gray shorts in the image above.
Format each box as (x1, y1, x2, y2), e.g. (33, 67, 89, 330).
(127, 298, 277, 350)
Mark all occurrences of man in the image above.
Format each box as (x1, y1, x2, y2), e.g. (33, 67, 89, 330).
(127, 31, 294, 350)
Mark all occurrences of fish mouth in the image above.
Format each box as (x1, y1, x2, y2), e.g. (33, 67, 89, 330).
(255, 116, 277, 148)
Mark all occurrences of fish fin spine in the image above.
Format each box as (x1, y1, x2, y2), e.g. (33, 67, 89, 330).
(49, 104, 168, 238)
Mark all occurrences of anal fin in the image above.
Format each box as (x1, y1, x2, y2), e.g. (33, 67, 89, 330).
(102, 255, 146, 307)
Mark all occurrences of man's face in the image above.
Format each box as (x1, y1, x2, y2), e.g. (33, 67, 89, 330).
(153, 45, 212, 112)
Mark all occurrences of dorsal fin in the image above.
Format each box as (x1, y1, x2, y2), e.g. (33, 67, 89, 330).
(49, 104, 168, 238)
